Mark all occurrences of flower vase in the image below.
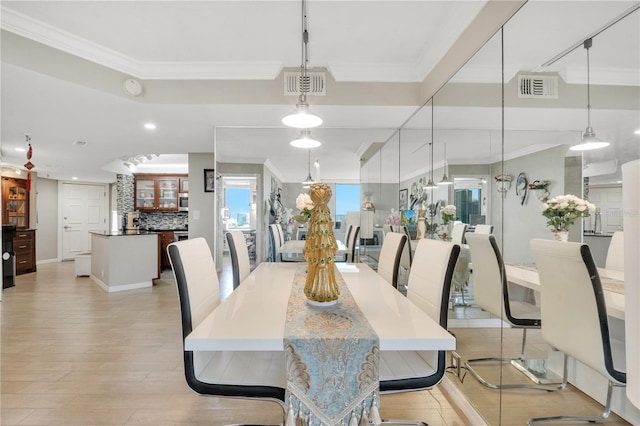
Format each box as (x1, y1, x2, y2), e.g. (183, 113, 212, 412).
(552, 230, 569, 242)
(416, 209, 426, 240)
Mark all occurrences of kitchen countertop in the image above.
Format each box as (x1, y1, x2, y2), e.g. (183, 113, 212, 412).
(90, 230, 161, 237)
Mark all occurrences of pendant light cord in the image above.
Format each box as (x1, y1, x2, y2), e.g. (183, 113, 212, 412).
(584, 38, 592, 128)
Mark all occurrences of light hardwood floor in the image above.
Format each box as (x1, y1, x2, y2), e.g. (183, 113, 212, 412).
(1, 260, 470, 425)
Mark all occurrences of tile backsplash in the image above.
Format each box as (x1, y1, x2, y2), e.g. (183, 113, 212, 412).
(140, 212, 188, 230)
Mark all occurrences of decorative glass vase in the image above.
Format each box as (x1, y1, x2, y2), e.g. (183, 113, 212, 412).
(552, 230, 569, 242)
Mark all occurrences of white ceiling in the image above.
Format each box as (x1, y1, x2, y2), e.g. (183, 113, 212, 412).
(1, 1, 638, 184)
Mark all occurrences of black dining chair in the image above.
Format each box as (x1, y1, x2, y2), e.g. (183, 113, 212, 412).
(378, 238, 460, 425)
(167, 237, 287, 423)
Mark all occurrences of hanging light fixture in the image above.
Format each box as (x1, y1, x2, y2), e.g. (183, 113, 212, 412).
(424, 100, 437, 190)
(302, 149, 315, 188)
(282, 0, 322, 129)
(290, 129, 321, 148)
(438, 142, 452, 185)
(570, 38, 610, 151)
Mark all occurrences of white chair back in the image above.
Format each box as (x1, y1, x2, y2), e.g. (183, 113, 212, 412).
(531, 239, 625, 384)
(451, 223, 468, 245)
(377, 232, 407, 288)
(407, 239, 459, 325)
(474, 224, 493, 234)
(268, 224, 282, 262)
(346, 225, 359, 262)
(465, 232, 504, 321)
(226, 231, 251, 289)
(275, 223, 285, 246)
(167, 238, 220, 331)
(382, 224, 392, 235)
(398, 225, 413, 269)
(605, 231, 624, 272)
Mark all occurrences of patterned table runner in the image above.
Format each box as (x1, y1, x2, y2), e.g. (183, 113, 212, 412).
(284, 265, 380, 426)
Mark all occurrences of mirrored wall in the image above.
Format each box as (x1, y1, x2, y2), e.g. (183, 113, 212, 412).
(361, 1, 639, 423)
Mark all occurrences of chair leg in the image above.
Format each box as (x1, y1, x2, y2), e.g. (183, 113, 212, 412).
(464, 331, 567, 391)
(380, 419, 428, 425)
(527, 380, 624, 425)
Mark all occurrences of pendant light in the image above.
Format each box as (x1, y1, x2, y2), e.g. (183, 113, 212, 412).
(424, 100, 437, 190)
(282, 0, 322, 129)
(438, 129, 452, 185)
(570, 38, 610, 151)
(290, 129, 321, 148)
(302, 149, 315, 188)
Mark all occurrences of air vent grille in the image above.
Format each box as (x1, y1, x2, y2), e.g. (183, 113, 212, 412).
(518, 75, 558, 99)
(284, 71, 326, 96)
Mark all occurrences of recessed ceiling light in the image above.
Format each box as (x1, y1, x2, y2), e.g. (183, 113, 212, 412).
(71, 177, 79, 180)
(15, 147, 25, 152)
(144, 123, 156, 130)
(634, 129, 640, 135)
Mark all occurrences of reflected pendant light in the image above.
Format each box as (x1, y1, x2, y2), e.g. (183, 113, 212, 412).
(302, 149, 315, 188)
(424, 100, 437, 190)
(282, 0, 322, 129)
(290, 129, 321, 148)
(439, 141, 452, 185)
(570, 38, 610, 151)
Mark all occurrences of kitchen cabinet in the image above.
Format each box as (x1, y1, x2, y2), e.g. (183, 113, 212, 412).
(2, 177, 29, 228)
(134, 174, 187, 212)
(179, 178, 189, 193)
(159, 231, 174, 269)
(14, 229, 36, 275)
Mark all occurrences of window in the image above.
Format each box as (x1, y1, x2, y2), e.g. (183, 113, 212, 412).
(454, 188, 481, 224)
(225, 187, 251, 229)
(334, 184, 360, 227)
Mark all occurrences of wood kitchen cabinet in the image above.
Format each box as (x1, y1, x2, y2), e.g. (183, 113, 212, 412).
(133, 174, 187, 212)
(2, 177, 29, 228)
(159, 231, 174, 269)
(14, 229, 36, 275)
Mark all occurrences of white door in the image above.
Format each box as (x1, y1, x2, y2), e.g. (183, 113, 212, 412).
(62, 183, 107, 260)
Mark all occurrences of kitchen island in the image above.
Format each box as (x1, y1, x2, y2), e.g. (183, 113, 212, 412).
(89, 231, 159, 292)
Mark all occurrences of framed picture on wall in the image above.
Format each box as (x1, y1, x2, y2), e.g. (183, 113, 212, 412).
(204, 169, 215, 192)
(399, 188, 408, 210)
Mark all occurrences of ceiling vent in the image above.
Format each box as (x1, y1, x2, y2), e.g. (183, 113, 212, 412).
(284, 71, 326, 96)
(518, 75, 558, 99)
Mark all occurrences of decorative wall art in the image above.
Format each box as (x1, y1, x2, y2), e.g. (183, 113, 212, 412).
(204, 169, 215, 192)
(515, 172, 528, 205)
(399, 188, 408, 210)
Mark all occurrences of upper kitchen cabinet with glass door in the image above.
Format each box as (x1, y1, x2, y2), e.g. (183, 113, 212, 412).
(134, 174, 185, 212)
(2, 177, 29, 228)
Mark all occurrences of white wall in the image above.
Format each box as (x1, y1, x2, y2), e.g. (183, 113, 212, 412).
(188, 153, 215, 262)
(34, 177, 58, 262)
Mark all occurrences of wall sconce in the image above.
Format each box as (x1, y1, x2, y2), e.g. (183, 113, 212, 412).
(494, 174, 512, 198)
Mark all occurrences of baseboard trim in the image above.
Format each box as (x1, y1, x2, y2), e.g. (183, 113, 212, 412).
(36, 258, 59, 265)
(440, 375, 488, 425)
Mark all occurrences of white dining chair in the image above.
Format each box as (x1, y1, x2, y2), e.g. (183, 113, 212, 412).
(451, 223, 468, 245)
(378, 238, 460, 425)
(268, 224, 282, 262)
(167, 237, 287, 423)
(605, 230, 624, 272)
(377, 231, 407, 289)
(464, 233, 564, 390)
(474, 224, 493, 234)
(530, 239, 626, 424)
(337, 225, 359, 262)
(225, 230, 251, 290)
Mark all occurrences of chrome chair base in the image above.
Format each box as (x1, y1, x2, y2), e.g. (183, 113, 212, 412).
(464, 356, 566, 391)
(380, 419, 428, 425)
(527, 381, 623, 425)
(510, 358, 564, 385)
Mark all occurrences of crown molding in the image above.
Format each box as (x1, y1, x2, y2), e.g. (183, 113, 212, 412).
(0, 6, 283, 80)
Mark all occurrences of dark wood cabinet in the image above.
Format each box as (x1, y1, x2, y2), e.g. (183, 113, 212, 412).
(2, 177, 29, 228)
(133, 174, 187, 212)
(159, 231, 174, 269)
(14, 229, 36, 275)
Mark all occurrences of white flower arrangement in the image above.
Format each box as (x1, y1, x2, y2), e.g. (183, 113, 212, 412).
(293, 193, 314, 224)
(440, 204, 456, 224)
(541, 194, 596, 232)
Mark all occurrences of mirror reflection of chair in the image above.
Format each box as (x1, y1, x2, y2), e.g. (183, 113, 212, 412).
(464, 233, 564, 390)
(225, 230, 251, 290)
(451, 223, 468, 245)
(473, 224, 493, 234)
(378, 239, 460, 425)
(605, 230, 624, 272)
(167, 238, 287, 423)
(268, 224, 282, 262)
(337, 225, 359, 262)
(382, 224, 392, 235)
(377, 232, 407, 289)
(530, 239, 626, 424)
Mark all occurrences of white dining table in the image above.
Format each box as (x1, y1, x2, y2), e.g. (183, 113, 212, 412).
(279, 239, 348, 257)
(185, 262, 455, 352)
(505, 264, 625, 320)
